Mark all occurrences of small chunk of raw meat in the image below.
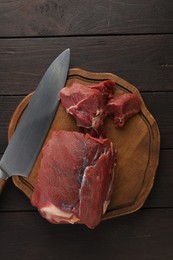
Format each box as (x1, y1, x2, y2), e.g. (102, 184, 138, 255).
(31, 130, 116, 229)
(60, 80, 116, 136)
(107, 93, 141, 127)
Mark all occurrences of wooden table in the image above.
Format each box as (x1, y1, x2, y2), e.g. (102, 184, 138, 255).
(0, 1, 173, 259)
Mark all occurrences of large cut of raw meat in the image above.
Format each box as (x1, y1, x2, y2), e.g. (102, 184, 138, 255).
(107, 93, 141, 127)
(31, 130, 116, 229)
(60, 80, 116, 136)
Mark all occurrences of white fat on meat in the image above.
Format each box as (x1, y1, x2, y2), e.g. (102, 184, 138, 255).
(40, 204, 80, 224)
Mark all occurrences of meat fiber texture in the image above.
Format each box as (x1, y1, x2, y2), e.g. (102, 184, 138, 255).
(60, 80, 116, 137)
(31, 130, 116, 229)
(107, 93, 141, 127)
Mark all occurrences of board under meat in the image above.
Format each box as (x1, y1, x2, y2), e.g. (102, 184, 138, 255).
(9, 68, 160, 221)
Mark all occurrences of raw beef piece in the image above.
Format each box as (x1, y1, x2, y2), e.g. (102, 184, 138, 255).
(31, 130, 116, 229)
(107, 93, 141, 127)
(88, 80, 115, 99)
(60, 80, 116, 137)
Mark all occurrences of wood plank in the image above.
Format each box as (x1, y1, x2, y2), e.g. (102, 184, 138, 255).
(0, 0, 172, 37)
(0, 178, 33, 212)
(144, 150, 173, 208)
(142, 92, 173, 150)
(0, 35, 173, 94)
(0, 91, 172, 153)
(0, 96, 24, 153)
(0, 209, 173, 259)
(0, 149, 173, 212)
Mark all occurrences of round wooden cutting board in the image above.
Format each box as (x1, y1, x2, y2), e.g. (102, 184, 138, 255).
(9, 68, 160, 220)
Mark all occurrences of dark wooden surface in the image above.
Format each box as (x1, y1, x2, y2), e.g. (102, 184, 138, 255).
(0, 1, 172, 259)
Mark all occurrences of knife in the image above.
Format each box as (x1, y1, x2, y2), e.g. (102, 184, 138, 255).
(0, 48, 70, 192)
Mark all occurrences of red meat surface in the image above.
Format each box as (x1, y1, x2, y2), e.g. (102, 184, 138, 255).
(31, 130, 116, 229)
(107, 93, 141, 127)
(60, 80, 116, 137)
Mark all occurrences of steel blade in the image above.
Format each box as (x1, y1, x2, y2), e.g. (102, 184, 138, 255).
(0, 49, 70, 179)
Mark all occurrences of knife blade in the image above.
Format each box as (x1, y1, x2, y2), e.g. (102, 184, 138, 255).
(0, 48, 70, 192)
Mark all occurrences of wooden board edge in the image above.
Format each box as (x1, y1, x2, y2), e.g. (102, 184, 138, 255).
(10, 68, 160, 219)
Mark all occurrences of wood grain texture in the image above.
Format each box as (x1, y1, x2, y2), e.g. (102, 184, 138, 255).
(142, 92, 173, 150)
(0, 0, 172, 37)
(145, 150, 173, 208)
(1, 91, 172, 153)
(0, 150, 172, 212)
(0, 96, 24, 153)
(0, 35, 173, 94)
(7, 69, 160, 220)
(0, 209, 173, 260)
